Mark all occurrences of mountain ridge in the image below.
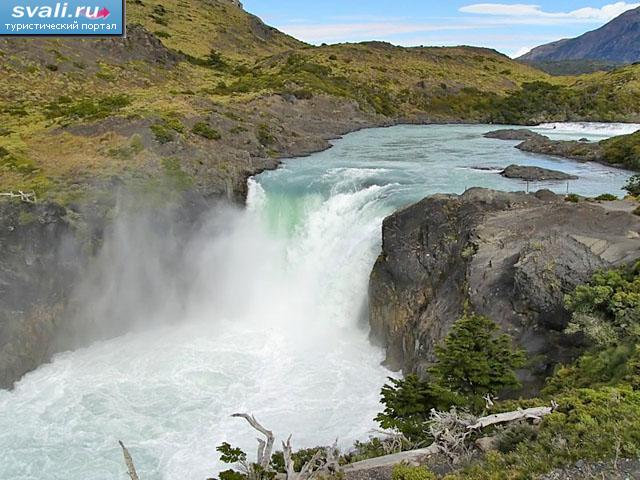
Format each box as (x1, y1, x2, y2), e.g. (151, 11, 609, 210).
(519, 6, 640, 71)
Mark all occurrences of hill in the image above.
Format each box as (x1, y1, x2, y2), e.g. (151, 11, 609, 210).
(0, 0, 638, 207)
(520, 7, 640, 73)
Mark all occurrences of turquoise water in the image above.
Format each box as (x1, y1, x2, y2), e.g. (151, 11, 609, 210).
(0, 123, 635, 480)
(256, 123, 633, 218)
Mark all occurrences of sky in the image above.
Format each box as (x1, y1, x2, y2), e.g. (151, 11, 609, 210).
(241, 1, 640, 57)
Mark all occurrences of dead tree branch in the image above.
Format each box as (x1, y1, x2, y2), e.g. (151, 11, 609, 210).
(0, 191, 37, 203)
(118, 441, 140, 480)
(232, 413, 275, 470)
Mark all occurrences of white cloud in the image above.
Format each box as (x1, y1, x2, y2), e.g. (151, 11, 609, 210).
(460, 2, 640, 22)
(512, 45, 534, 57)
(278, 22, 482, 43)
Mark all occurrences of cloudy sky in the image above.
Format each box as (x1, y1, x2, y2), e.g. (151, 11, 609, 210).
(241, 1, 640, 57)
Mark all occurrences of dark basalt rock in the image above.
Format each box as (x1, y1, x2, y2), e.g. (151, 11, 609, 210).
(516, 136, 603, 163)
(501, 164, 578, 181)
(368, 188, 640, 392)
(484, 129, 544, 141)
(0, 201, 84, 389)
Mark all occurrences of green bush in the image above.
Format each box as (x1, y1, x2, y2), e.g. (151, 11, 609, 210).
(150, 123, 175, 143)
(624, 174, 640, 197)
(594, 193, 617, 201)
(544, 343, 640, 394)
(257, 124, 276, 146)
(192, 122, 221, 140)
(45, 94, 130, 120)
(565, 193, 580, 203)
(392, 464, 437, 480)
(376, 375, 464, 441)
(445, 387, 640, 479)
(565, 263, 640, 346)
(495, 423, 538, 453)
(270, 447, 328, 473)
(150, 116, 184, 144)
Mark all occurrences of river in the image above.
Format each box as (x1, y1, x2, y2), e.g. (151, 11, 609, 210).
(0, 123, 636, 480)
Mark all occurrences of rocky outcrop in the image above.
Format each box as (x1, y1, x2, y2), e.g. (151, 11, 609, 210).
(516, 136, 603, 163)
(486, 129, 607, 165)
(484, 129, 543, 141)
(369, 188, 640, 390)
(501, 164, 578, 181)
(0, 201, 84, 389)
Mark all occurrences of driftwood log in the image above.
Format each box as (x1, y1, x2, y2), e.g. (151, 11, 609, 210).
(467, 402, 558, 430)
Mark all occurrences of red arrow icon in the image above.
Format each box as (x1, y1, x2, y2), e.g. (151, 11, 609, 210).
(94, 7, 110, 19)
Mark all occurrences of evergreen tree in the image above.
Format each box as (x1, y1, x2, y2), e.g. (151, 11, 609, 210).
(431, 314, 526, 399)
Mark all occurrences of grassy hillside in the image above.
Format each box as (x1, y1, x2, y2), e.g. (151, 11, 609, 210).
(0, 0, 638, 204)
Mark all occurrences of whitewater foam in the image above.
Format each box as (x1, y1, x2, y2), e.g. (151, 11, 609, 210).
(535, 122, 640, 137)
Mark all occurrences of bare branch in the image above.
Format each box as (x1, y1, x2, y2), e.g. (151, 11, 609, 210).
(118, 441, 140, 480)
(282, 435, 296, 480)
(0, 191, 37, 203)
(231, 413, 275, 469)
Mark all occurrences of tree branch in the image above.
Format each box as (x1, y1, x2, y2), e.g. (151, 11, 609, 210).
(231, 413, 275, 469)
(118, 441, 140, 480)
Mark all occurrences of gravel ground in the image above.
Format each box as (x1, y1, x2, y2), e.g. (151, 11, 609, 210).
(540, 459, 640, 479)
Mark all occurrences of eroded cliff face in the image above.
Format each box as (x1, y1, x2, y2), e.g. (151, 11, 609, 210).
(369, 188, 640, 389)
(0, 202, 85, 389)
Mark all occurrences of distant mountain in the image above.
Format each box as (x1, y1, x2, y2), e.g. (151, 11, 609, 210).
(519, 7, 640, 73)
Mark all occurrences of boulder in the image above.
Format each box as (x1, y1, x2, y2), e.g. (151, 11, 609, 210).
(501, 164, 578, 181)
(368, 188, 640, 391)
(484, 129, 544, 141)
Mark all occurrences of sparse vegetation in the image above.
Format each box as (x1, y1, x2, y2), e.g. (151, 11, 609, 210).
(192, 122, 221, 140)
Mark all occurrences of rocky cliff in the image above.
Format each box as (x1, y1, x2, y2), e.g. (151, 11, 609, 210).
(0, 201, 84, 389)
(369, 188, 640, 390)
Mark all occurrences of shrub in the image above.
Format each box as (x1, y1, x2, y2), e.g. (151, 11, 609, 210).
(192, 122, 221, 140)
(150, 123, 174, 144)
(565, 263, 640, 346)
(257, 124, 276, 146)
(594, 193, 617, 201)
(392, 464, 437, 480)
(270, 447, 327, 473)
(544, 343, 640, 394)
(565, 193, 580, 203)
(207, 49, 226, 68)
(376, 375, 464, 441)
(445, 387, 640, 479)
(495, 423, 538, 453)
(45, 94, 130, 120)
(624, 174, 640, 197)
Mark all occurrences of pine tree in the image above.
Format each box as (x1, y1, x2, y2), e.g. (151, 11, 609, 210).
(431, 314, 526, 399)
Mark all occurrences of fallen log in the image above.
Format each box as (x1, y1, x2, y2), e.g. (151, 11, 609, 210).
(467, 401, 558, 430)
(342, 445, 440, 472)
